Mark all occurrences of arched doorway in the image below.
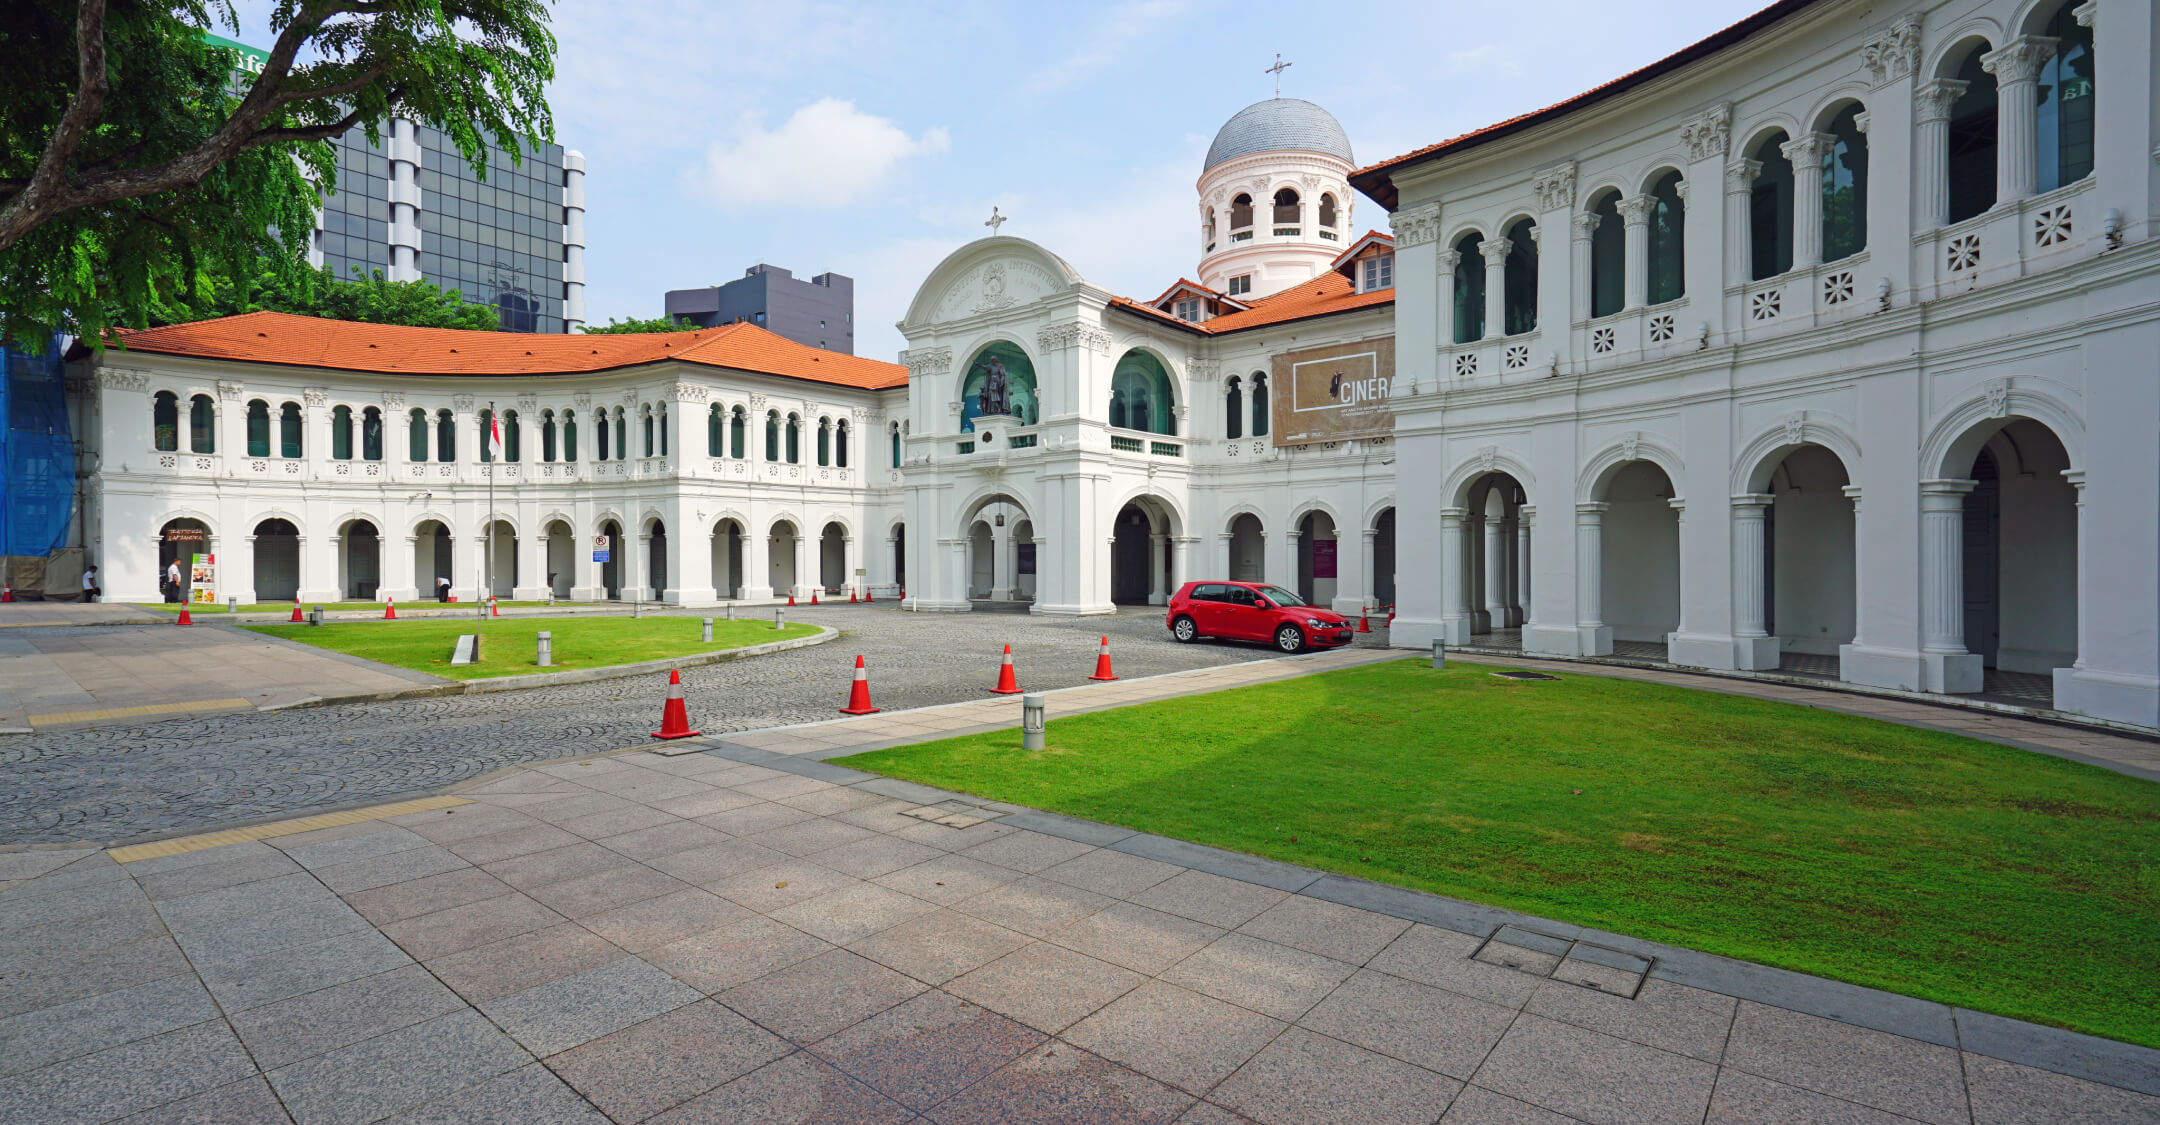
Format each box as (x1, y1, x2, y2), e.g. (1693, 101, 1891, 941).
(416, 520, 453, 601)
(712, 519, 744, 599)
(1111, 507, 1152, 605)
(157, 518, 211, 603)
(1946, 419, 2078, 703)
(1738, 445, 1855, 674)
(968, 520, 994, 599)
(891, 523, 906, 590)
(545, 520, 574, 597)
(1009, 519, 1035, 601)
(769, 520, 798, 597)
(341, 520, 381, 600)
(1227, 514, 1265, 582)
(252, 518, 300, 603)
(486, 519, 516, 599)
(1295, 510, 1338, 608)
(598, 520, 623, 600)
(646, 520, 667, 600)
(1371, 508, 1396, 608)
(960, 497, 1031, 604)
(1459, 473, 1528, 644)
(819, 523, 846, 593)
(1597, 461, 1680, 659)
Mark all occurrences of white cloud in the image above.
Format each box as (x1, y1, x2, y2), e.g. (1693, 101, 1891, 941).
(691, 99, 949, 209)
(1027, 0, 1193, 94)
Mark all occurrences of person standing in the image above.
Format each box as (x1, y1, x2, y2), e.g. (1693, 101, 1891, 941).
(165, 559, 183, 603)
(81, 565, 99, 603)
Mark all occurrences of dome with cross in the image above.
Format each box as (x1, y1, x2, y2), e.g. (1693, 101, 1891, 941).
(1203, 98, 1355, 173)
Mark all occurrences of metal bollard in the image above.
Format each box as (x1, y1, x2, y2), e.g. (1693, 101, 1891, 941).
(701, 617, 714, 643)
(227, 595, 238, 613)
(309, 606, 324, 627)
(1431, 638, 1447, 670)
(1021, 693, 1046, 751)
(631, 599, 642, 619)
(774, 607, 786, 630)
(547, 589, 556, 607)
(724, 603, 734, 621)
(536, 631, 552, 666)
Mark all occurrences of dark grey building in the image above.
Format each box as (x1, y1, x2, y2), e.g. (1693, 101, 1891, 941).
(665, 265, 854, 353)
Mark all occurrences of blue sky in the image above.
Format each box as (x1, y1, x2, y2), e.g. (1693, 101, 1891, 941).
(223, 0, 1764, 359)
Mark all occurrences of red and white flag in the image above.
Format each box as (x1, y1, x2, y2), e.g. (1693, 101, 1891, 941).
(487, 412, 504, 462)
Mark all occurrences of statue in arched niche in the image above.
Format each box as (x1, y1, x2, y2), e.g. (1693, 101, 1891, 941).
(976, 356, 1011, 417)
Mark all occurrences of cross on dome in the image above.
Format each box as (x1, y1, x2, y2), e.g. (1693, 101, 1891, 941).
(984, 206, 1006, 235)
(1266, 54, 1293, 97)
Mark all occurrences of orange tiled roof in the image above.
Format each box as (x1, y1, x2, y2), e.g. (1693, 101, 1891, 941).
(1350, 0, 1815, 209)
(1111, 271, 1391, 336)
(101, 311, 909, 389)
(1330, 230, 1394, 269)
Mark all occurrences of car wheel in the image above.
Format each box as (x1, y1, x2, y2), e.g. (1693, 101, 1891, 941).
(1274, 625, 1306, 653)
(1171, 615, 1199, 643)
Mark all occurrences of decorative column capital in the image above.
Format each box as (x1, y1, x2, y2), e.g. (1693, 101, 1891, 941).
(2072, 0, 2094, 28)
(1616, 195, 1654, 228)
(1390, 203, 1443, 247)
(1477, 236, 1513, 266)
(1780, 133, 1834, 171)
(1859, 13, 1924, 86)
(1678, 102, 1732, 162)
(1438, 249, 1462, 269)
(1531, 162, 1577, 213)
(1730, 492, 1775, 513)
(1725, 159, 1761, 194)
(1919, 478, 1979, 506)
(1841, 484, 1865, 510)
(1575, 501, 1610, 518)
(1570, 212, 1600, 240)
(1981, 37, 2056, 86)
(1915, 79, 1968, 124)
(1440, 506, 1466, 527)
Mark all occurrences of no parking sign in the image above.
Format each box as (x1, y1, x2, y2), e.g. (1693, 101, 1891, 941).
(592, 534, 610, 563)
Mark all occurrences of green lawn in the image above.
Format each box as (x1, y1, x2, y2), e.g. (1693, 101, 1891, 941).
(836, 659, 2160, 1047)
(141, 600, 559, 614)
(246, 615, 817, 679)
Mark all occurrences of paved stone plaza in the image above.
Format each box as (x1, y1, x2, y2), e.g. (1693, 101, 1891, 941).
(0, 605, 1275, 847)
(4, 725, 2156, 1125)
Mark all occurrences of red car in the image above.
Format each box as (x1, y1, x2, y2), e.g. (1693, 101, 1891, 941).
(1166, 581, 1354, 653)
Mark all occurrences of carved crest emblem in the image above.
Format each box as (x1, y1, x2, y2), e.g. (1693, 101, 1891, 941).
(971, 263, 1016, 313)
(1985, 378, 2011, 418)
(1478, 445, 1498, 471)
(1621, 431, 1643, 462)
(1784, 412, 1807, 446)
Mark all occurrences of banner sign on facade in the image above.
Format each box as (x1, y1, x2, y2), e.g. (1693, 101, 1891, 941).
(1311, 539, 1337, 579)
(1017, 543, 1036, 576)
(1270, 335, 1397, 446)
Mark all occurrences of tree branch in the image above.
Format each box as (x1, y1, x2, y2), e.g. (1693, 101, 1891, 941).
(0, 0, 111, 250)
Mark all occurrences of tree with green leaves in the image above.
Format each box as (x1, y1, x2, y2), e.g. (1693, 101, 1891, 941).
(582, 314, 694, 334)
(0, 0, 555, 349)
(159, 258, 498, 329)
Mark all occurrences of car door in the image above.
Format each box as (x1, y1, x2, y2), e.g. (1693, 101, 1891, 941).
(1219, 585, 1267, 641)
(1186, 583, 1228, 635)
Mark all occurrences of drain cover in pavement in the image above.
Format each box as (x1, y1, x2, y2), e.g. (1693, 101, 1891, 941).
(1490, 670, 1560, 681)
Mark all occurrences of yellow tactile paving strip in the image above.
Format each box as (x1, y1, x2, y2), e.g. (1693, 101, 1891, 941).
(28, 697, 253, 726)
(107, 795, 471, 863)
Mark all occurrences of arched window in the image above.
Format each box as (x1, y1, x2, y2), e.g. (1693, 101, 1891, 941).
(408, 408, 428, 461)
(730, 406, 746, 458)
(1250, 372, 1268, 437)
(640, 407, 654, 458)
(1749, 132, 1795, 279)
(152, 391, 179, 451)
(563, 411, 578, 461)
(764, 410, 780, 461)
(279, 402, 303, 458)
(1503, 218, 1539, 335)
(1451, 232, 1485, 343)
(1108, 351, 1175, 435)
(656, 406, 667, 457)
(503, 409, 520, 462)
(836, 419, 849, 468)
(890, 422, 902, 468)
(1948, 46, 1999, 224)
(785, 413, 801, 464)
(707, 405, 722, 456)
(596, 409, 611, 459)
(1646, 171, 1686, 304)
(1203, 207, 1216, 250)
(2037, 4, 2095, 193)
(361, 406, 382, 461)
(1225, 376, 1244, 440)
(436, 409, 455, 461)
(331, 405, 353, 460)
(1230, 193, 1253, 230)
(189, 394, 215, 453)
(1319, 193, 1338, 229)
(817, 417, 831, 466)
(1589, 191, 1625, 317)
(1272, 188, 1300, 227)
(1822, 106, 1869, 261)
(542, 410, 557, 462)
(613, 408, 627, 461)
(246, 400, 270, 457)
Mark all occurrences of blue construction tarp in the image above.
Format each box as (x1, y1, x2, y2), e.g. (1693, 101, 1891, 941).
(2, 336, 75, 557)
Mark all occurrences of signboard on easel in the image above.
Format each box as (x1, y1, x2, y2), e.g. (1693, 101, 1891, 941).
(189, 554, 216, 602)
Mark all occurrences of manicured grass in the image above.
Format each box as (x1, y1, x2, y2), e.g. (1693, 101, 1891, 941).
(245, 615, 818, 679)
(836, 659, 2160, 1047)
(140, 600, 559, 613)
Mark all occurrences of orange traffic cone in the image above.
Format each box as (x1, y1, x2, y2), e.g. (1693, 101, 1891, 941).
(490, 597, 501, 618)
(288, 596, 304, 623)
(840, 654, 880, 714)
(176, 604, 193, 624)
(990, 644, 1023, 694)
(811, 589, 819, 606)
(384, 596, 396, 620)
(651, 668, 701, 740)
(787, 591, 796, 607)
(1387, 603, 1396, 626)
(864, 586, 874, 603)
(1088, 636, 1119, 681)
(1356, 605, 1372, 633)
(849, 588, 858, 604)
(1, 583, 13, 603)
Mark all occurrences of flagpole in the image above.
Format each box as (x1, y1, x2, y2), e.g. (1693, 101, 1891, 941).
(482, 400, 494, 626)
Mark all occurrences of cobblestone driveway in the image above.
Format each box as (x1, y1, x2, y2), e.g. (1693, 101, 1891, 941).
(1, 606, 1287, 847)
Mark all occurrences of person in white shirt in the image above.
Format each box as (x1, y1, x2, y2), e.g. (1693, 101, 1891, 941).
(436, 575, 451, 603)
(165, 560, 183, 603)
(82, 565, 99, 603)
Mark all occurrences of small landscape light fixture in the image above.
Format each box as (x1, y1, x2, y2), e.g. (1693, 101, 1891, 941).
(308, 606, 324, 627)
(227, 595, 238, 613)
(536, 631, 552, 666)
(702, 617, 714, 643)
(1431, 638, 1446, 670)
(1021, 692, 1046, 751)
(774, 607, 786, 630)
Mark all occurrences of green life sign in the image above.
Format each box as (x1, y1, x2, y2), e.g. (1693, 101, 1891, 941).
(200, 30, 269, 78)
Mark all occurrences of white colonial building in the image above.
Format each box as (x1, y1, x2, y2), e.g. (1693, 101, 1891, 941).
(73, 316, 910, 607)
(1360, 0, 2155, 728)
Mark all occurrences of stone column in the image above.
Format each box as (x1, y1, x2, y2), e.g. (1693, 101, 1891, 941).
(397, 534, 421, 603)
(1361, 527, 1380, 612)
(1732, 494, 1778, 669)
(1466, 513, 1489, 633)
(1485, 514, 1511, 631)
(1440, 507, 1469, 643)
(1148, 533, 1167, 604)
(1172, 536, 1195, 595)
(949, 538, 969, 606)
(1982, 37, 2057, 205)
(1479, 236, 1511, 339)
(843, 535, 858, 598)
(1725, 159, 1759, 281)
(738, 525, 771, 601)
(1913, 80, 1966, 230)
(1437, 250, 1461, 349)
(1919, 479, 1982, 693)
(794, 533, 808, 600)
(1782, 135, 1831, 268)
(1516, 508, 1534, 627)
(989, 521, 1012, 601)
(1668, 498, 1691, 639)
(1841, 486, 1865, 648)
(1617, 196, 1653, 310)
(1216, 532, 1234, 578)
(1570, 214, 1597, 321)
(1281, 529, 1300, 591)
(2063, 471, 2086, 671)
(1576, 502, 1612, 654)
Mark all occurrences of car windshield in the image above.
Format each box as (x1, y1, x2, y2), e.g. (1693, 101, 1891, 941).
(1252, 585, 1307, 607)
